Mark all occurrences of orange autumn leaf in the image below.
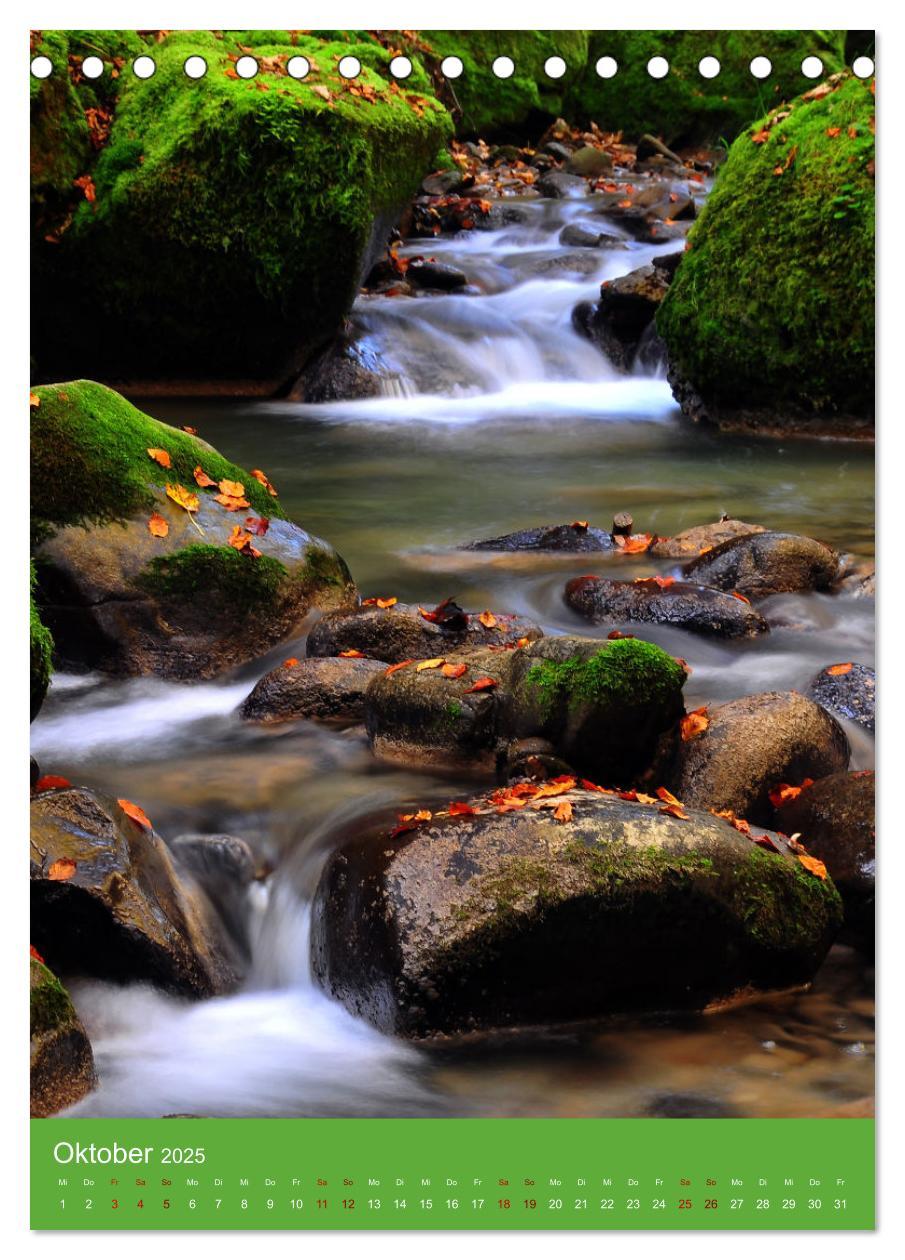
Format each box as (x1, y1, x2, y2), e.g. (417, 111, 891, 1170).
(34, 774, 72, 792)
(580, 779, 608, 793)
(827, 662, 853, 676)
(571, 520, 589, 531)
(553, 800, 573, 823)
(441, 662, 467, 679)
(48, 857, 77, 881)
(613, 533, 653, 553)
(244, 516, 270, 536)
(362, 596, 398, 609)
(147, 447, 172, 468)
(147, 512, 169, 538)
(448, 801, 476, 817)
(29, 392, 40, 408)
(193, 466, 217, 488)
(464, 676, 498, 693)
(218, 479, 245, 498)
(227, 526, 253, 551)
(680, 707, 710, 741)
(182, 425, 198, 435)
(399, 809, 433, 823)
(751, 129, 770, 144)
(250, 469, 279, 497)
(117, 798, 153, 830)
(656, 786, 683, 807)
(798, 853, 828, 880)
(516, 637, 530, 648)
(533, 777, 576, 799)
(660, 803, 689, 820)
(730, 590, 751, 604)
(768, 778, 814, 809)
(385, 659, 415, 677)
(478, 610, 497, 628)
(416, 657, 446, 672)
(339, 649, 366, 658)
(214, 494, 251, 511)
(826, 126, 841, 138)
(165, 483, 199, 512)
(754, 832, 782, 853)
(283, 657, 299, 668)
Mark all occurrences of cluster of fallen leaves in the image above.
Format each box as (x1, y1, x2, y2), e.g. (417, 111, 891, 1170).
(383, 655, 500, 690)
(30, 781, 155, 883)
(143, 445, 275, 552)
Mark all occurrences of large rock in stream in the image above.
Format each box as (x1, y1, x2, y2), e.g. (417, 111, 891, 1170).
(31, 787, 246, 996)
(311, 787, 843, 1038)
(682, 531, 839, 598)
(30, 955, 97, 1117)
(241, 656, 388, 724)
(31, 382, 354, 679)
(808, 662, 875, 733)
(564, 575, 769, 638)
(572, 262, 673, 372)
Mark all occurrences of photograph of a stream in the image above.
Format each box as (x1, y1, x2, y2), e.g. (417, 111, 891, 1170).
(29, 30, 874, 1125)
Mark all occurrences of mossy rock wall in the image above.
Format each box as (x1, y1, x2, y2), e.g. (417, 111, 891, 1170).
(565, 30, 846, 145)
(657, 73, 875, 432)
(31, 30, 451, 384)
(30, 561, 53, 720)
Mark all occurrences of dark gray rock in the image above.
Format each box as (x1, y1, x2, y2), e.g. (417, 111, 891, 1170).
(466, 523, 615, 552)
(406, 259, 468, 291)
(573, 263, 671, 371)
(564, 575, 769, 639)
(682, 531, 839, 598)
(421, 169, 465, 196)
(168, 832, 256, 959)
(241, 655, 387, 723)
(538, 170, 589, 199)
(808, 662, 875, 733)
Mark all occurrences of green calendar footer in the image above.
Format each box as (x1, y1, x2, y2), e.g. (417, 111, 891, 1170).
(31, 1117, 875, 1230)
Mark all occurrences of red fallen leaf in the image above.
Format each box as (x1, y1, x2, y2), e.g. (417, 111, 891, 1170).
(419, 598, 467, 630)
(656, 787, 684, 807)
(147, 447, 171, 468)
(117, 798, 153, 829)
(826, 127, 841, 138)
(753, 832, 782, 853)
(283, 657, 299, 667)
(827, 662, 853, 676)
(464, 677, 498, 693)
(339, 649, 366, 658)
(571, 520, 589, 532)
(29, 392, 40, 408)
(751, 129, 771, 144)
(147, 512, 169, 538)
(193, 466, 217, 488)
(607, 629, 636, 640)
(448, 801, 476, 817)
(74, 173, 96, 202)
(362, 596, 398, 609)
(34, 774, 73, 792)
(384, 659, 415, 677)
(478, 610, 497, 628)
(244, 516, 270, 536)
(182, 426, 198, 435)
(532, 777, 576, 800)
(660, 803, 689, 820)
(30, 945, 45, 963)
(680, 707, 710, 741)
(441, 662, 467, 678)
(48, 857, 77, 881)
(798, 853, 828, 880)
(553, 800, 573, 823)
(768, 778, 814, 808)
(580, 779, 610, 793)
(730, 590, 751, 604)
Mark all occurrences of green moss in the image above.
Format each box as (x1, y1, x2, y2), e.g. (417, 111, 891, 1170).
(137, 544, 289, 612)
(31, 380, 285, 529)
(446, 700, 463, 719)
(30, 561, 53, 720)
(30, 958, 75, 1037)
(32, 30, 452, 380)
(565, 30, 846, 145)
(657, 74, 874, 418)
(729, 845, 843, 952)
(526, 638, 686, 712)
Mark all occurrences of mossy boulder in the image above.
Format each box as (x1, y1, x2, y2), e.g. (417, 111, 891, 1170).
(30, 955, 97, 1117)
(31, 30, 452, 384)
(31, 786, 246, 996)
(657, 73, 875, 435)
(30, 563, 53, 721)
(31, 382, 354, 678)
(565, 30, 846, 145)
(311, 787, 843, 1038)
(505, 636, 686, 784)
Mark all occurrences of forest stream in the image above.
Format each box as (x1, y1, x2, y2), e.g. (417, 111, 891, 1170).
(31, 189, 874, 1121)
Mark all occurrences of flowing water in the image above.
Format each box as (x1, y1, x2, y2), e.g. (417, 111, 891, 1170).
(33, 190, 875, 1120)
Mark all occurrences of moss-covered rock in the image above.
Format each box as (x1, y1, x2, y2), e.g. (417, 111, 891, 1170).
(311, 787, 843, 1037)
(31, 382, 355, 678)
(30, 955, 96, 1117)
(565, 30, 846, 145)
(657, 73, 875, 435)
(30, 561, 53, 721)
(31, 30, 452, 383)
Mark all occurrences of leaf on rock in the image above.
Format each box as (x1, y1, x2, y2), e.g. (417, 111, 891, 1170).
(29, 392, 40, 408)
(416, 657, 445, 671)
(311, 83, 332, 102)
(753, 832, 782, 853)
(147, 447, 171, 468)
(441, 662, 467, 678)
(147, 512, 169, 537)
(478, 610, 497, 628)
(656, 786, 684, 807)
(244, 516, 270, 535)
(827, 662, 853, 676)
(399, 809, 433, 823)
(768, 778, 814, 808)
(118, 798, 153, 829)
(571, 520, 589, 531)
(283, 657, 299, 668)
(362, 596, 397, 609)
(659, 803, 689, 820)
(553, 800, 573, 823)
(385, 659, 415, 676)
(464, 676, 498, 693)
(340, 649, 366, 658)
(34, 774, 72, 792)
(613, 533, 653, 553)
(48, 857, 77, 881)
(218, 479, 245, 498)
(165, 483, 199, 512)
(215, 494, 251, 511)
(448, 801, 476, 817)
(680, 707, 709, 741)
(419, 597, 468, 630)
(193, 466, 217, 488)
(730, 590, 751, 603)
(798, 853, 828, 880)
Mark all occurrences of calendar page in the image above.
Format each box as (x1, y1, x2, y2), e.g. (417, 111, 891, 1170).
(28, 22, 876, 1233)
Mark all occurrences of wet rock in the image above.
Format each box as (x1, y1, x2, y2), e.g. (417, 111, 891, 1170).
(406, 259, 468, 292)
(307, 602, 542, 665)
(240, 656, 387, 724)
(30, 956, 97, 1117)
(573, 263, 671, 372)
(565, 145, 613, 177)
(519, 252, 605, 278)
(503, 737, 575, 783)
(537, 170, 588, 199)
(32, 382, 355, 681)
(542, 140, 574, 162)
(835, 565, 875, 599)
(364, 648, 511, 771)
(652, 250, 686, 280)
(420, 169, 465, 197)
(31, 787, 244, 996)
(311, 788, 842, 1038)
(650, 518, 766, 559)
(504, 635, 686, 784)
(168, 833, 256, 959)
(564, 576, 769, 639)
(808, 662, 875, 733)
(773, 771, 874, 954)
(672, 691, 851, 826)
(288, 335, 389, 402)
(466, 523, 615, 552)
(558, 222, 621, 249)
(682, 531, 839, 598)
